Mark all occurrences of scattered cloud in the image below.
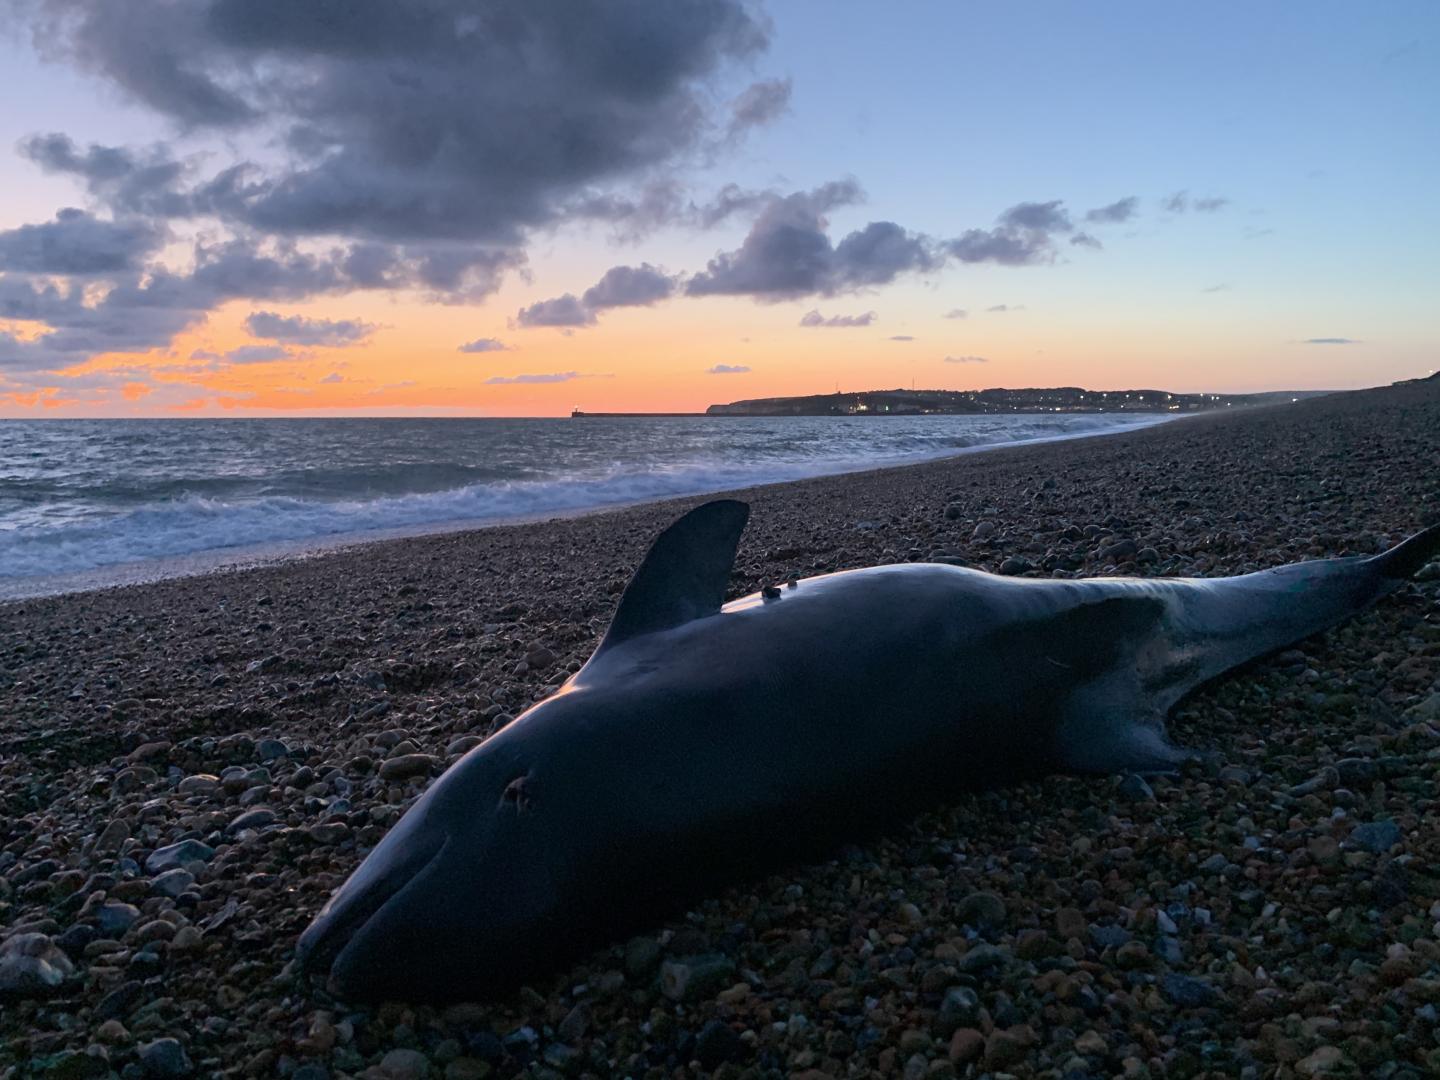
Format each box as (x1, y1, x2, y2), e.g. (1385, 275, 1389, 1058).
(1201, 283, 1229, 293)
(706, 364, 750, 374)
(244, 310, 376, 346)
(189, 344, 293, 365)
(457, 338, 509, 354)
(1302, 337, 1360, 345)
(1163, 191, 1229, 214)
(581, 264, 679, 310)
(1084, 196, 1139, 224)
(943, 197, 1091, 267)
(485, 371, 583, 384)
(727, 77, 792, 138)
(888, 335, 915, 342)
(514, 294, 596, 329)
(1069, 232, 1102, 249)
(320, 372, 344, 384)
(799, 309, 876, 328)
(999, 200, 1072, 234)
(944, 355, 989, 364)
(943, 308, 967, 319)
(519, 263, 680, 330)
(985, 304, 1025, 313)
(686, 180, 948, 300)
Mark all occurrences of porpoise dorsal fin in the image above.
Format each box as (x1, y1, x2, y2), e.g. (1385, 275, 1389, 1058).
(596, 499, 750, 653)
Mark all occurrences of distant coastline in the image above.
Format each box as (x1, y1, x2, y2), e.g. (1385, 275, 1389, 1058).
(572, 385, 1330, 418)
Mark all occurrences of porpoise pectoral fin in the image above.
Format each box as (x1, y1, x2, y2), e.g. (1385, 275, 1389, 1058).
(595, 499, 750, 653)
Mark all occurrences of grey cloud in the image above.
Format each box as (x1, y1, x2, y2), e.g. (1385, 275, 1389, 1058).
(1163, 191, 1229, 214)
(1069, 232, 1102, 249)
(685, 181, 939, 299)
(799, 310, 876, 328)
(244, 310, 376, 346)
(1302, 337, 1359, 345)
(945, 228, 1051, 266)
(706, 363, 749, 374)
(943, 308, 967, 319)
(0, 238, 388, 370)
(0, 208, 166, 275)
(888, 335, 914, 341)
(985, 304, 1024, 313)
(1084, 196, 1139, 224)
(514, 294, 596, 329)
(943, 355, 988, 364)
(1201, 283, 1229, 293)
(519, 262, 679, 331)
(457, 338, 509, 354)
(15, 1, 771, 246)
(727, 77, 792, 136)
(484, 371, 585, 384)
(224, 344, 292, 364)
(1000, 200, 1072, 233)
(581, 264, 678, 309)
(320, 372, 344, 383)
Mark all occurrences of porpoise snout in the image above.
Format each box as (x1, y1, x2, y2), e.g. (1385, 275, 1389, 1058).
(295, 810, 450, 992)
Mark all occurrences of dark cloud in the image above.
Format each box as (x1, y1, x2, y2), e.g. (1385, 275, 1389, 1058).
(706, 363, 749, 373)
(14, 0, 771, 247)
(686, 181, 939, 299)
(244, 310, 376, 346)
(484, 371, 587, 384)
(799, 309, 876, 328)
(1302, 337, 1359, 345)
(943, 308, 967, 319)
(0, 208, 166, 275)
(1084, 196, 1139, 224)
(457, 338, 510, 354)
(514, 294, 595, 329)
(1193, 196, 1229, 212)
(1069, 232, 1102, 249)
(581, 263, 678, 309)
(943, 354, 988, 364)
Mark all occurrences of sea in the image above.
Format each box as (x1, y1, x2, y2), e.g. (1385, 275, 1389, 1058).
(0, 413, 1172, 598)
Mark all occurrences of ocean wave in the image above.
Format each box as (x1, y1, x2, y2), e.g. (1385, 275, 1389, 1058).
(0, 413, 1171, 580)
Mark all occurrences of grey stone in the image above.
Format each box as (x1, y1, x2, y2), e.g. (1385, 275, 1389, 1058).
(1347, 819, 1401, 854)
(138, 1038, 193, 1078)
(144, 840, 215, 875)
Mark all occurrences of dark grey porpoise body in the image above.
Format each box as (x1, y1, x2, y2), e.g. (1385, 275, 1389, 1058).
(297, 500, 1440, 1000)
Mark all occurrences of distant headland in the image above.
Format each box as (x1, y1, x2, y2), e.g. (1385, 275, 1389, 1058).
(571, 386, 1327, 418)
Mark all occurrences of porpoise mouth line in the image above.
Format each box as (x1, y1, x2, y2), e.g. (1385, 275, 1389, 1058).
(298, 831, 450, 977)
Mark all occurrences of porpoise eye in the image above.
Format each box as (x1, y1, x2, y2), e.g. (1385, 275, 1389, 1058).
(501, 774, 536, 812)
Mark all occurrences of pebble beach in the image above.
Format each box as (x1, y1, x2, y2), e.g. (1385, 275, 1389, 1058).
(3, 377, 1439, 1080)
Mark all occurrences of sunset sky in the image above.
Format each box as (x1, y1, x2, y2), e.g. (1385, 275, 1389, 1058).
(1, 2, 1435, 417)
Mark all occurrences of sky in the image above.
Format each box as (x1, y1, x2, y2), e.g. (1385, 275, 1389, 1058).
(0, 1, 1435, 417)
